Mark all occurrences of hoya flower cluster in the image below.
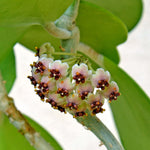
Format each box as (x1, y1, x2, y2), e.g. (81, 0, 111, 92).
(28, 45, 120, 117)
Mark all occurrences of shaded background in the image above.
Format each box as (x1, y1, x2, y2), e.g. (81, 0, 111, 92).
(9, 0, 150, 149)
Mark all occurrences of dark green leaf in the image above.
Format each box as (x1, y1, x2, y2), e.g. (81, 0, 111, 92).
(78, 48, 150, 150)
(0, 51, 16, 93)
(0, 114, 62, 150)
(77, 1, 127, 64)
(84, 0, 143, 31)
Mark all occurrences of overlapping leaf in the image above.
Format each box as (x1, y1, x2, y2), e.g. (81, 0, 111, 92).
(0, 0, 73, 61)
(19, 25, 61, 52)
(78, 48, 150, 150)
(0, 51, 16, 93)
(77, 1, 127, 64)
(84, 0, 143, 31)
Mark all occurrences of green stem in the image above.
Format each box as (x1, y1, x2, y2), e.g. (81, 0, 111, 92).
(61, 57, 76, 62)
(52, 52, 81, 56)
(45, 0, 80, 55)
(57, 0, 80, 54)
(88, 62, 95, 73)
(76, 111, 124, 150)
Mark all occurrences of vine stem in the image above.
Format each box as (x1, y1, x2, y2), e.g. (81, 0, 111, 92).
(76, 110, 124, 150)
(45, 0, 80, 54)
(52, 52, 81, 56)
(0, 73, 54, 150)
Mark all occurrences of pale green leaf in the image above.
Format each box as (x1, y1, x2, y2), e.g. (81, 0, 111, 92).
(84, 0, 143, 31)
(0, 0, 73, 60)
(77, 1, 127, 64)
(0, 51, 16, 93)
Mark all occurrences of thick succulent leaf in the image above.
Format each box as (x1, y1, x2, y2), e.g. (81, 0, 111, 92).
(0, 0, 73, 60)
(77, 1, 127, 64)
(84, 0, 143, 31)
(19, 25, 61, 52)
(78, 48, 150, 150)
(0, 27, 28, 61)
(0, 51, 16, 93)
(0, 114, 62, 150)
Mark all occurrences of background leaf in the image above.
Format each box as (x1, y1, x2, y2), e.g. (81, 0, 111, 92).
(0, 0, 73, 61)
(78, 48, 150, 150)
(19, 25, 61, 52)
(0, 114, 62, 150)
(84, 0, 143, 31)
(0, 51, 16, 93)
(77, 1, 127, 64)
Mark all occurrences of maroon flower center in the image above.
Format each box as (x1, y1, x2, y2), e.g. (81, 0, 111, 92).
(66, 102, 78, 110)
(57, 88, 69, 97)
(73, 72, 85, 84)
(109, 91, 120, 102)
(90, 101, 103, 109)
(27, 76, 37, 86)
(38, 82, 49, 93)
(36, 90, 45, 99)
(75, 111, 86, 117)
(46, 99, 66, 113)
(92, 107, 105, 115)
(33, 61, 46, 74)
(80, 91, 89, 100)
(97, 80, 109, 90)
(50, 69, 61, 80)
(57, 106, 65, 113)
(46, 99, 57, 107)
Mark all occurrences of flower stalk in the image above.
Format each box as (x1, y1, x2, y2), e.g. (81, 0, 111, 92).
(76, 110, 124, 150)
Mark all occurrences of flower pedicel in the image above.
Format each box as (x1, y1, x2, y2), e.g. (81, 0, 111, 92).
(28, 44, 120, 117)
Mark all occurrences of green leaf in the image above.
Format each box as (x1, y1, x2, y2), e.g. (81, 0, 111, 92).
(0, 51, 16, 93)
(78, 48, 150, 150)
(0, 0, 73, 61)
(77, 1, 127, 64)
(84, 0, 143, 31)
(0, 114, 62, 150)
(0, 26, 28, 61)
(19, 25, 61, 52)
